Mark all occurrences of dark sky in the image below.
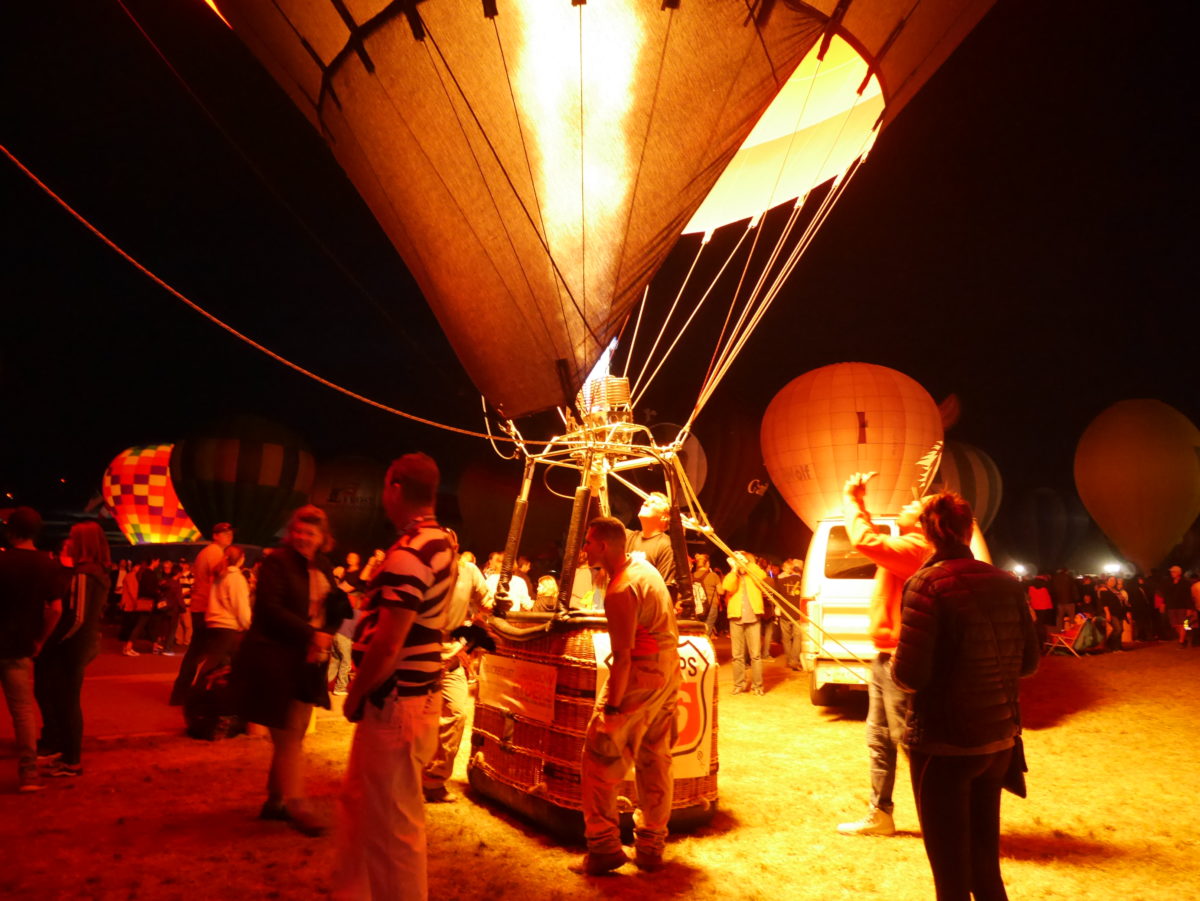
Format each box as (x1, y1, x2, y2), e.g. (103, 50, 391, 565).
(2, 0, 1195, 563)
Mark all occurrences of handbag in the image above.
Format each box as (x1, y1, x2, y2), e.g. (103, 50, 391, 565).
(1003, 734, 1028, 798)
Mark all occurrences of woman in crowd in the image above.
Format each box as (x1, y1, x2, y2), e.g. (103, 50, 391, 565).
(233, 506, 351, 836)
(156, 560, 185, 654)
(203, 545, 252, 678)
(892, 493, 1040, 901)
(35, 521, 112, 777)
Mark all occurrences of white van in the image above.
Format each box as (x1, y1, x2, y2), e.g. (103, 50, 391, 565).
(797, 517, 896, 706)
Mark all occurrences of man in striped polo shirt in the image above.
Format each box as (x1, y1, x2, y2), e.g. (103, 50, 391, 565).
(337, 453, 454, 901)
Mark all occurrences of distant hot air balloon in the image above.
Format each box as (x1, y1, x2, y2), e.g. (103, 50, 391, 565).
(761, 363, 943, 529)
(1074, 400, 1200, 573)
(695, 412, 770, 537)
(309, 456, 388, 557)
(169, 416, 315, 547)
(996, 486, 1090, 573)
(102, 445, 201, 545)
(933, 440, 1003, 532)
(209, 0, 997, 418)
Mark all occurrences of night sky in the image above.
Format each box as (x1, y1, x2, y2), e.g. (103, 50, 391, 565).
(3, 0, 1195, 566)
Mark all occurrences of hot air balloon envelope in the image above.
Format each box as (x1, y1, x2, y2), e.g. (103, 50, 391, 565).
(761, 362, 943, 529)
(102, 445, 201, 545)
(1074, 400, 1200, 573)
(210, 0, 997, 417)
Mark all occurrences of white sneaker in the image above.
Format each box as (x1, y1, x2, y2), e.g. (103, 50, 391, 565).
(837, 807, 895, 836)
(121, 648, 140, 657)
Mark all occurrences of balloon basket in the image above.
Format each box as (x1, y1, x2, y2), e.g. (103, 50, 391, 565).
(467, 613, 718, 841)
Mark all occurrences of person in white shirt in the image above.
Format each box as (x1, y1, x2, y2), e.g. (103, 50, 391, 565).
(203, 545, 251, 677)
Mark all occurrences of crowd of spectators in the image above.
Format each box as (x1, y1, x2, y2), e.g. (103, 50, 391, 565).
(1022, 565, 1200, 652)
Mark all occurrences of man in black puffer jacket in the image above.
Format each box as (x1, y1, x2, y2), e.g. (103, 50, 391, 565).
(892, 493, 1039, 901)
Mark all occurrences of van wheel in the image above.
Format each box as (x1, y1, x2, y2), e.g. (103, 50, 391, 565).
(809, 673, 839, 707)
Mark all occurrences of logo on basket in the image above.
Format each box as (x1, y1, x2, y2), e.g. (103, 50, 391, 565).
(673, 637, 713, 759)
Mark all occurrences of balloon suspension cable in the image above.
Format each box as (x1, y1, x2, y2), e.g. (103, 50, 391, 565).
(111, 0, 452, 379)
(687, 145, 872, 431)
(684, 84, 880, 431)
(628, 234, 708, 403)
(620, 285, 651, 380)
(1, 143, 516, 444)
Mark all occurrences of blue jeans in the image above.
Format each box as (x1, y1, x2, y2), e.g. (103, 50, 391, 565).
(1, 657, 38, 781)
(729, 620, 762, 692)
(867, 653, 909, 814)
(779, 617, 803, 667)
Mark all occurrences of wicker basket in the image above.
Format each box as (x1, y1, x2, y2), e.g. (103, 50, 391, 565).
(469, 616, 718, 818)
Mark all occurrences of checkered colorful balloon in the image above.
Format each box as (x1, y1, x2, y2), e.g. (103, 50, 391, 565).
(102, 445, 201, 545)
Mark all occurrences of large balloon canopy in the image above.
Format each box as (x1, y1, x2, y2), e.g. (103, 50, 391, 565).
(169, 416, 315, 547)
(102, 444, 202, 545)
(1074, 399, 1200, 573)
(761, 362, 943, 529)
(933, 440, 1002, 532)
(209, 0, 995, 418)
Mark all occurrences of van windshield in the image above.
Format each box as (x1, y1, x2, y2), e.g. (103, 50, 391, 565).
(823, 526, 879, 580)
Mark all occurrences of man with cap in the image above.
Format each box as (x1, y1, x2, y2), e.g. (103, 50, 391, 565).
(169, 522, 233, 706)
(337, 453, 454, 901)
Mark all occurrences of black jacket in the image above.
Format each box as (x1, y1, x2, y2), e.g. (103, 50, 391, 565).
(234, 546, 351, 728)
(892, 544, 1039, 754)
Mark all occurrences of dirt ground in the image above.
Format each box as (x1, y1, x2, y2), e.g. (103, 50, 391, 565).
(2, 639, 1198, 900)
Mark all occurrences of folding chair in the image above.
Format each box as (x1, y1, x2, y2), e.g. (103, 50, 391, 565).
(1044, 628, 1081, 657)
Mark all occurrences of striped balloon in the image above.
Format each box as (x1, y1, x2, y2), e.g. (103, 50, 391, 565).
(170, 416, 315, 547)
(102, 444, 201, 545)
(933, 440, 1002, 532)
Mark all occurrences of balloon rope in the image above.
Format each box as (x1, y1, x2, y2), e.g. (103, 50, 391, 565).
(1, 143, 515, 444)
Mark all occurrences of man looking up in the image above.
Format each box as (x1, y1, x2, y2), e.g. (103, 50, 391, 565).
(170, 522, 233, 706)
(338, 453, 453, 901)
(837, 473, 931, 837)
(577, 516, 681, 876)
(626, 492, 676, 590)
(0, 507, 63, 792)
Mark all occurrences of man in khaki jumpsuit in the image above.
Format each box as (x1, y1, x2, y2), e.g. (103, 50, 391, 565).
(577, 516, 681, 876)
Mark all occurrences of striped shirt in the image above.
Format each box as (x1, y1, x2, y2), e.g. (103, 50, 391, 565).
(359, 518, 455, 696)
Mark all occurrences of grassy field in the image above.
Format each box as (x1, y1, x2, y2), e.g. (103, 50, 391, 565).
(3, 639, 1198, 899)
